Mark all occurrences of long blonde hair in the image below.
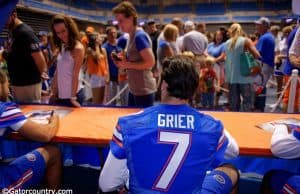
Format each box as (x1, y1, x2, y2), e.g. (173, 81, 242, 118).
(228, 23, 243, 50)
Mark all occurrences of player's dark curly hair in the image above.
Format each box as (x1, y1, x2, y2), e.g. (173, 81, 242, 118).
(161, 55, 199, 100)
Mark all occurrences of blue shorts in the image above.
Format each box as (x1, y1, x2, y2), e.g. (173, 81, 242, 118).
(0, 150, 46, 190)
(270, 170, 300, 194)
(201, 170, 233, 194)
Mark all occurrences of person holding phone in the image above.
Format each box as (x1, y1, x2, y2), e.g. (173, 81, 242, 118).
(111, 1, 156, 108)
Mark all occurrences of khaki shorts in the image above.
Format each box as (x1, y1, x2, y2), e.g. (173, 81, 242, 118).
(11, 82, 42, 103)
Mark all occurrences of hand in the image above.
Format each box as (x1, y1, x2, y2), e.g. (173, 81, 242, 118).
(49, 114, 59, 124)
(41, 72, 49, 80)
(111, 51, 125, 68)
(70, 98, 81, 108)
(48, 114, 60, 135)
(152, 68, 160, 78)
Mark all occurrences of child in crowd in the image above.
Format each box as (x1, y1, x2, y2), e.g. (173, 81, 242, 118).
(252, 72, 265, 112)
(199, 56, 219, 109)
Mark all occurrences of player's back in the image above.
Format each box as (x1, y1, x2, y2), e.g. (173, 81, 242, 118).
(118, 104, 224, 194)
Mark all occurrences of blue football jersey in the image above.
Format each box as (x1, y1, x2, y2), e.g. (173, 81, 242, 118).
(0, 101, 27, 135)
(281, 175, 300, 194)
(110, 104, 228, 194)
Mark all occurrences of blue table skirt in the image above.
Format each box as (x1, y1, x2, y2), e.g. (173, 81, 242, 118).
(1, 140, 299, 176)
(0, 140, 108, 168)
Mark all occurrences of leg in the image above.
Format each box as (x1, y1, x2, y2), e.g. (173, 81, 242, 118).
(201, 93, 208, 108)
(1, 146, 61, 190)
(260, 170, 275, 194)
(201, 163, 239, 194)
(260, 170, 296, 194)
(92, 87, 105, 104)
(119, 81, 129, 106)
(208, 92, 214, 109)
(36, 145, 62, 190)
(261, 64, 273, 87)
(229, 84, 241, 111)
(240, 83, 254, 112)
(106, 81, 118, 106)
(128, 92, 135, 107)
(275, 75, 283, 99)
(134, 93, 155, 108)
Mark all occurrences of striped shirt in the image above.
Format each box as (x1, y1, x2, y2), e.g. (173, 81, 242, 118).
(0, 101, 27, 136)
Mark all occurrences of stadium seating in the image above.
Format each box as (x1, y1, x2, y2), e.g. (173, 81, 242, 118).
(163, 4, 191, 13)
(196, 3, 226, 15)
(20, 0, 292, 24)
(229, 2, 259, 12)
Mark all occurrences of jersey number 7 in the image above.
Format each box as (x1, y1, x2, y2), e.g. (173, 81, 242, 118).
(152, 130, 192, 192)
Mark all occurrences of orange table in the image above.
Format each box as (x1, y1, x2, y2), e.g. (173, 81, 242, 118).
(11, 105, 300, 157)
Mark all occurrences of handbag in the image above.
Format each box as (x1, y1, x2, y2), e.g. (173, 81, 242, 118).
(240, 52, 261, 76)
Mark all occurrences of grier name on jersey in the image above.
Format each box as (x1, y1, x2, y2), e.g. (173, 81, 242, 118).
(157, 113, 195, 129)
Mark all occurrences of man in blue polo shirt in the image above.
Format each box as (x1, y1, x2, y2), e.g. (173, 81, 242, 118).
(255, 17, 275, 112)
(99, 55, 239, 193)
(0, 69, 61, 191)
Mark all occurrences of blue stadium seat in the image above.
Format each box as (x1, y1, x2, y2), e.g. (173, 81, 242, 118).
(229, 2, 259, 12)
(95, 1, 117, 10)
(163, 4, 191, 13)
(232, 15, 261, 22)
(196, 3, 225, 15)
(194, 16, 229, 23)
(136, 5, 159, 14)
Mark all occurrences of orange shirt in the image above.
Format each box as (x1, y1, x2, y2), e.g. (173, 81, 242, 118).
(87, 52, 108, 77)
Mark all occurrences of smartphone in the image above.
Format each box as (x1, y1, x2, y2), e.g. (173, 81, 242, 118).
(111, 51, 122, 61)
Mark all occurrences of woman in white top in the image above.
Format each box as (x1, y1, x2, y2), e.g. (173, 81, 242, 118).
(49, 14, 85, 107)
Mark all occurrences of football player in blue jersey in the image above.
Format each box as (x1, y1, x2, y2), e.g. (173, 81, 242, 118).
(260, 124, 300, 193)
(0, 70, 61, 191)
(99, 55, 240, 193)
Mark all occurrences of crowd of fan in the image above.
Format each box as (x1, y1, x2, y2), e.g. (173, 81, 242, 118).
(1, 1, 300, 193)
(1, 6, 299, 113)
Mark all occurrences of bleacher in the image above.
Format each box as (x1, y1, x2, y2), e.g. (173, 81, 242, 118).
(163, 4, 191, 14)
(196, 3, 226, 15)
(21, 0, 106, 23)
(18, 0, 291, 25)
(262, 1, 292, 11)
(71, 0, 95, 10)
(136, 5, 159, 15)
(95, 1, 117, 10)
(228, 2, 259, 12)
